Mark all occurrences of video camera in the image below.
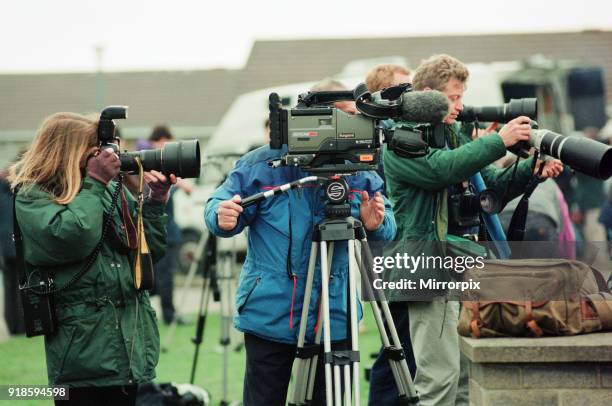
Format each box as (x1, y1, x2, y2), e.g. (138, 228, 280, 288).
(98, 106, 201, 178)
(268, 83, 449, 174)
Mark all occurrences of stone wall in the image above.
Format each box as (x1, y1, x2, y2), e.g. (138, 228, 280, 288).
(461, 332, 612, 406)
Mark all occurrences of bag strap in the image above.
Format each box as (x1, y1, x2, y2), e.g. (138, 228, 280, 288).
(469, 301, 482, 338)
(524, 300, 543, 337)
(506, 153, 544, 242)
(587, 293, 612, 330)
(12, 189, 28, 287)
(132, 157, 154, 290)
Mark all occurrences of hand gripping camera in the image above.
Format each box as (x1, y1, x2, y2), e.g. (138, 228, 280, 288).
(458, 99, 612, 180)
(98, 106, 201, 178)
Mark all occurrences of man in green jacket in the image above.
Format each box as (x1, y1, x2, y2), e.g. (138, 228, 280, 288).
(10, 112, 175, 405)
(383, 54, 562, 405)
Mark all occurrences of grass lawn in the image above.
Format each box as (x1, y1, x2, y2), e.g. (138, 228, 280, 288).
(0, 310, 385, 405)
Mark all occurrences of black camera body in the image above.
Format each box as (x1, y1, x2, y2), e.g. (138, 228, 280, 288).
(98, 106, 202, 179)
(448, 188, 481, 229)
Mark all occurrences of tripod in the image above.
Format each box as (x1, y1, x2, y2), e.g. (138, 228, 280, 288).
(161, 226, 242, 406)
(241, 176, 419, 406)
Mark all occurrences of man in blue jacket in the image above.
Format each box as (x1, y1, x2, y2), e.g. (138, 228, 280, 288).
(204, 84, 396, 405)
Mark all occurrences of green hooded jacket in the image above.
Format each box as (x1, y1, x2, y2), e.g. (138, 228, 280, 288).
(382, 124, 534, 298)
(15, 176, 167, 388)
(384, 123, 534, 242)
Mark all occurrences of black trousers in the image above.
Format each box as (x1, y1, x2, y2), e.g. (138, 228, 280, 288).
(151, 244, 178, 324)
(2, 257, 25, 335)
(54, 385, 137, 406)
(243, 333, 347, 406)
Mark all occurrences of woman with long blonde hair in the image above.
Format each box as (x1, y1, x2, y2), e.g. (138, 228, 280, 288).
(10, 112, 175, 406)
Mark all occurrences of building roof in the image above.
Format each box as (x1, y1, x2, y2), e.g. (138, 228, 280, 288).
(1, 30, 610, 139)
(241, 30, 612, 99)
(0, 69, 239, 136)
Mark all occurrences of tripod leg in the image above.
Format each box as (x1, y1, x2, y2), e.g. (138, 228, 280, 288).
(290, 242, 318, 405)
(162, 230, 209, 352)
(301, 242, 334, 404)
(190, 271, 213, 384)
(319, 241, 334, 406)
(348, 240, 360, 406)
(356, 243, 407, 396)
(333, 365, 342, 406)
(359, 238, 420, 405)
(306, 304, 323, 402)
(218, 252, 232, 404)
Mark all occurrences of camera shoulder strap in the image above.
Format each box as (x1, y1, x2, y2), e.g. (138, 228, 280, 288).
(11, 187, 48, 286)
(14, 188, 58, 337)
(12, 189, 27, 287)
(506, 155, 545, 242)
(132, 157, 154, 290)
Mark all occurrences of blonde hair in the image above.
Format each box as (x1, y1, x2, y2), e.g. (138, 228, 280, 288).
(9, 112, 99, 204)
(411, 54, 469, 92)
(365, 64, 410, 92)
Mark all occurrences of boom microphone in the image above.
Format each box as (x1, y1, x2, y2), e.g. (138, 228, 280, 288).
(401, 90, 449, 123)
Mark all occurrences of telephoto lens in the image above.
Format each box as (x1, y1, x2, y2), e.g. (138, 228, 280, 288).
(458, 98, 537, 122)
(120, 140, 201, 179)
(531, 130, 612, 180)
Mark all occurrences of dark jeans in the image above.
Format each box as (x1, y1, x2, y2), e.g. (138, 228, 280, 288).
(54, 385, 137, 406)
(151, 244, 178, 324)
(243, 332, 346, 406)
(368, 302, 417, 406)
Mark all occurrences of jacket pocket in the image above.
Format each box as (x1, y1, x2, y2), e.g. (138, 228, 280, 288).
(55, 310, 120, 383)
(141, 303, 160, 377)
(236, 273, 261, 314)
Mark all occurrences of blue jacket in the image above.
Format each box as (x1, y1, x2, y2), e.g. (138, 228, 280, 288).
(204, 146, 396, 344)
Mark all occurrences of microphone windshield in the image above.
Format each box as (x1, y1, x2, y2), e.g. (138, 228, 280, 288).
(401, 91, 449, 123)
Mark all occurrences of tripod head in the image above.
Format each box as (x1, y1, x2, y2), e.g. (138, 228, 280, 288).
(322, 176, 352, 219)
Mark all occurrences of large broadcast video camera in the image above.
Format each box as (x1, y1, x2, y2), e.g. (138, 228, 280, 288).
(268, 83, 449, 173)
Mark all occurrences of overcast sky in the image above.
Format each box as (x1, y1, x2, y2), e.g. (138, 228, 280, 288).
(2, 0, 611, 73)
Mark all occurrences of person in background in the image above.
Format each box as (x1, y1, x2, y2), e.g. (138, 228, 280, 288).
(364, 63, 418, 406)
(365, 64, 411, 92)
(0, 160, 25, 335)
(569, 127, 609, 270)
(147, 125, 193, 325)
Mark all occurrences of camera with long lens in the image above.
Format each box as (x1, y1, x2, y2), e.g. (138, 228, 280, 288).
(456, 99, 612, 180)
(529, 127, 612, 179)
(98, 106, 201, 178)
(267, 83, 449, 174)
(457, 98, 538, 122)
